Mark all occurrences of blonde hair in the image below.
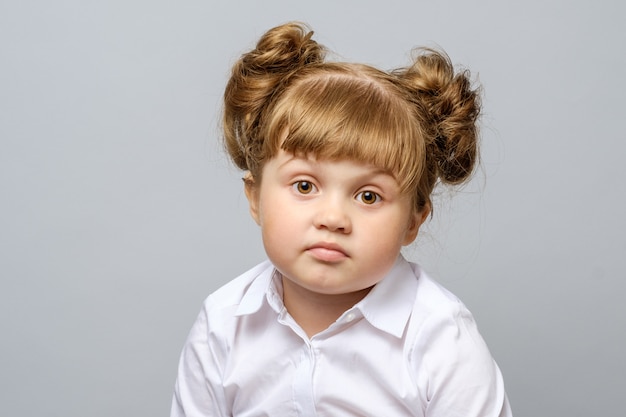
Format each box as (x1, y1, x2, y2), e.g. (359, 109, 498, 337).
(223, 22, 481, 213)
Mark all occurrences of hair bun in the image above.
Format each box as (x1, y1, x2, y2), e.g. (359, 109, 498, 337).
(400, 49, 481, 185)
(223, 22, 325, 171)
(249, 22, 324, 71)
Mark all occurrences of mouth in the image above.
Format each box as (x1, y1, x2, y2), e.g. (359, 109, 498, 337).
(306, 242, 349, 262)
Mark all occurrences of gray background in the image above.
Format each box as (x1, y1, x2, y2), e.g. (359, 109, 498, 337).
(1, 1, 624, 416)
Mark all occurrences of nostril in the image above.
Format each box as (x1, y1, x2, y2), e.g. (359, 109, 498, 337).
(314, 214, 351, 233)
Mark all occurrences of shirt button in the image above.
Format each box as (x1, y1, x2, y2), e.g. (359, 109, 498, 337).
(345, 312, 355, 322)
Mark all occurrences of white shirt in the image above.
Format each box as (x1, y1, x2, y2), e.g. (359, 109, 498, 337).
(171, 256, 512, 416)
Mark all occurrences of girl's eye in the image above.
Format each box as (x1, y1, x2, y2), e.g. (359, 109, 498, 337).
(357, 191, 381, 205)
(293, 181, 316, 194)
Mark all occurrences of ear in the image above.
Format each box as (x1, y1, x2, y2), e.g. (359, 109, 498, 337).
(402, 207, 430, 246)
(243, 172, 261, 225)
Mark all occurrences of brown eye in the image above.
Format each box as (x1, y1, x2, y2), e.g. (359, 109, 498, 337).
(293, 181, 315, 194)
(357, 191, 381, 205)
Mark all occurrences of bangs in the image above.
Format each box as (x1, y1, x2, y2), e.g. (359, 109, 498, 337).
(265, 67, 426, 193)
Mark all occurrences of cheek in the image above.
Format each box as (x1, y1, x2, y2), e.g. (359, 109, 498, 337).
(259, 211, 301, 272)
(258, 199, 298, 248)
(371, 212, 417, 250)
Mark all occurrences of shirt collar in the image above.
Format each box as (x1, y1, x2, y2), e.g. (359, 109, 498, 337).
(234, 256, 419, 339)
(354, 255, 418, 338)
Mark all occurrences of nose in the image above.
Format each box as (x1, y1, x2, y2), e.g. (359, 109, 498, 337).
(313, 196, 352, 234)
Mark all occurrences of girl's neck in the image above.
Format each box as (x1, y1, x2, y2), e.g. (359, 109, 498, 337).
(280, 275, 372, 338)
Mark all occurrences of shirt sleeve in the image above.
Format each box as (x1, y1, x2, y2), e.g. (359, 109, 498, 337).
(412, 303, 512, 417)
(171, 302, 229, 417)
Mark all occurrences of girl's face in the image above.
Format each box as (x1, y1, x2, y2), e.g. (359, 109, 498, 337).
(245, 149, 424, 301)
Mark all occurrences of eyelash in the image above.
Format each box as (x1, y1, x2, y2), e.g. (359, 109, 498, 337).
(292, 181, 382, 205)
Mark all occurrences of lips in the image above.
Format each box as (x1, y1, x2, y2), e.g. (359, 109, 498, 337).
(306, 242, 349, 262)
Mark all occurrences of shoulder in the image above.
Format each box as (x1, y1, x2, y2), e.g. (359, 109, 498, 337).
(203, 260, 274, 312)
(407, 262, 498, 375)
(409, 262, 470, 325)
(189, 260, 275, 338)
(184, 260, 274, 349)
(406, 263, 510, 415)
(407, 262, 488, 355)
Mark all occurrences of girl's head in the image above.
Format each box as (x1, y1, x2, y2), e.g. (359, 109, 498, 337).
(223, 22, 480, 215)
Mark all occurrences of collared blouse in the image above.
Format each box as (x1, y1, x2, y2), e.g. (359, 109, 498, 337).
(171, 256, 512, 416)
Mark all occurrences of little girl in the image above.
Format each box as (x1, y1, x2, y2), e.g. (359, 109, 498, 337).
(172, 22, 512, 416)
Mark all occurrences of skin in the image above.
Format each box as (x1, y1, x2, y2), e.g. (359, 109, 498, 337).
(245, 149, 428, 337)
